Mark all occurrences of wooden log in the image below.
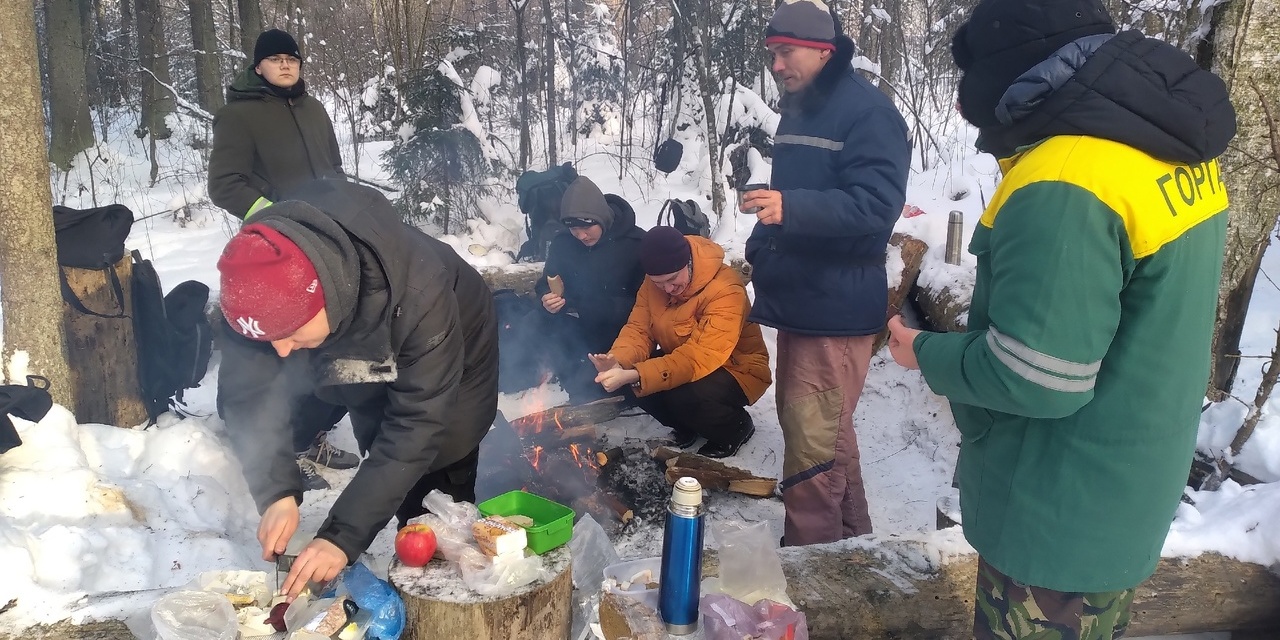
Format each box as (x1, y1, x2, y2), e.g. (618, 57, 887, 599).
(874, 233, 929, 353)
(390, 546, 573, 640)
(700, 533, 1280, 639)
(60, 254, 148, 427)
(523, 424, 598, 444)
(653, 449, 778, 497)
(914, 279, 970, 333)
(595, 447, 625, 467)
(509, 395, 628, 434)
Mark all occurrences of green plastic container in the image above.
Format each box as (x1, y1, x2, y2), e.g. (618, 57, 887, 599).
(477, 490, 575, 554)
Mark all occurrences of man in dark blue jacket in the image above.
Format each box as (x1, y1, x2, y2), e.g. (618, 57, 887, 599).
(742, 0, 910, 546)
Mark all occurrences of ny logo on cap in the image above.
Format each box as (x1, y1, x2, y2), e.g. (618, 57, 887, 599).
(236, 316, 265, 339)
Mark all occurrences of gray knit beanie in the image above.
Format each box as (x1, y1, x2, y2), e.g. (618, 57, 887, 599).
(766, 0, 837, 51)
(559, 176, 614, 230)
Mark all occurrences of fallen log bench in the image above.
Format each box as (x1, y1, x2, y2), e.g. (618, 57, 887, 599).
(702, 530, 1280, 639)
(389, 546, 572, 640)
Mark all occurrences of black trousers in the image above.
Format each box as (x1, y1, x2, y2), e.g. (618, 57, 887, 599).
(289, 396, 348, 453)
(635, 367, 749, 445)
(395, 446, 481, 528)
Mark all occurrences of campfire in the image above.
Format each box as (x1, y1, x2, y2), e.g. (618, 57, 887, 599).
(476, 395, 638, 528)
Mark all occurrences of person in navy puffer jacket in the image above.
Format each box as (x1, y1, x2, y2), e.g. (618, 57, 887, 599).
(741, 0, 910, 546)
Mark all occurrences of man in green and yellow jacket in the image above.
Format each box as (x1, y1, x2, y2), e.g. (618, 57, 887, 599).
(886, 0, 1236, 637)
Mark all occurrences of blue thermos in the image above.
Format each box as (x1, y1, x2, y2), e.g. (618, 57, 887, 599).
(659, 476, 705, 635)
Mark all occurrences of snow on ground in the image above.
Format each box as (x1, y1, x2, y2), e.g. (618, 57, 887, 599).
(0, 106, 1276, 640)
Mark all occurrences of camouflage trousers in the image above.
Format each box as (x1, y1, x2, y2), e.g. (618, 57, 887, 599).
(974, 557, 1136, 640)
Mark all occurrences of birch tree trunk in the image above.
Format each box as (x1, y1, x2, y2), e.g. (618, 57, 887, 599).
(0, 0, 74, 405)
(1202, 0, 1280, 400)
(45, 0, 96, 168)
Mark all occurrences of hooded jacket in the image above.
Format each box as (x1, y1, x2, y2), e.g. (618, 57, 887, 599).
(217, 179, 498, 563)
(534, 193, 646, 351)
(208, 67, 345, 218)
(914, 31, 1235, 592)
(610, 236, 771, 402)
(746, 35, 911, 336)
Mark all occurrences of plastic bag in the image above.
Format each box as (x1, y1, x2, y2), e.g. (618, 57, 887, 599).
(700, 594, 808, 640)
(461, 550, 551, 597)
(339, 562, 406, 640)
(712, 520, 791, 607)
(568, 514, 620, 592)
(151, 590, 238, 640)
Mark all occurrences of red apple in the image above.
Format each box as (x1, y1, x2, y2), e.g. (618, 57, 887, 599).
(395, 523, 438, 567)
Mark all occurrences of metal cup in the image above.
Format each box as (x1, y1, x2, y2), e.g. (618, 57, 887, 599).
(737, 182, 769, 215)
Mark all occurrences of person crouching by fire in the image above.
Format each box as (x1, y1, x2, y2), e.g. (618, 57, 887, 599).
(214, 179, 498, 601)
(590, 227, 771, 459)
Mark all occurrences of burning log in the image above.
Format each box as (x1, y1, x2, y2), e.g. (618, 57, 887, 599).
(652, 447, 778, 498)
(595, 447, 625, 467)
(509, 396, 628, 435)
(575, 491, 635, 525)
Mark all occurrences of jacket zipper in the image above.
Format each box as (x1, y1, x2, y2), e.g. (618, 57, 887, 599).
(286, 100, 320, 180)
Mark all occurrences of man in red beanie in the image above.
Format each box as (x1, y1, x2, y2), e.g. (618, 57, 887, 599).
(216, 179, 498, 600)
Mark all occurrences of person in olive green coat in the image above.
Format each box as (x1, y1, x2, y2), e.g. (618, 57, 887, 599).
(208, 29, 345, 219)
(209, 29, 355, 489)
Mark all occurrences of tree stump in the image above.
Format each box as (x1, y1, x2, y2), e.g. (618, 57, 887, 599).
(60, 255, 147, 427)
(389, 546, 573, 640)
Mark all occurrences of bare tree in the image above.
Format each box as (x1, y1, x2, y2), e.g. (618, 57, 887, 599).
(540, 0, 559, 165)
(45, 0, 96, 168)
(1201, 0, 1280, 401)
(512, 0, 532, 169)
(238, 0, 263, 59)
(0, 0, 73, 405)
(191, 0, 224, 112)
(135, 0, 174, 144)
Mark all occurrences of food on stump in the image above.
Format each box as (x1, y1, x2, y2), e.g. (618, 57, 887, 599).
(395, 523, 439, 567)
(264, 602, 289, 633)
(472, 515, 528, 557)
(506, 514, 536, 528)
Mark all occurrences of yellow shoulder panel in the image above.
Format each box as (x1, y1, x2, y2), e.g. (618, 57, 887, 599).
(982, 136, 1228, 258)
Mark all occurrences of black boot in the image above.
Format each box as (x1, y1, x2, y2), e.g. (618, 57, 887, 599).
(697, 413, 755, 459)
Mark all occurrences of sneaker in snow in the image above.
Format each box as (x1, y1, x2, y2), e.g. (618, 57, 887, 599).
(297, 458, 331, 491)
(301, 433, 361, 470)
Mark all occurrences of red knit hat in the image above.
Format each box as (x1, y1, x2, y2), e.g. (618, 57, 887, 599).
(217, 223, 325, 342)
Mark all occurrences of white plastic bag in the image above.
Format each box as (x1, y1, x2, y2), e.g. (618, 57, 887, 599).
(151, 591, 238, 640)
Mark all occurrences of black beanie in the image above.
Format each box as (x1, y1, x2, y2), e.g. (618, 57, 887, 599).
(254, 29, 302, 67)
(952, 0, 1115, 129)
(641, 226, 692, 276)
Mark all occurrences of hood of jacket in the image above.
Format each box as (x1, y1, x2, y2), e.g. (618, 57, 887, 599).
(976, 30, 1236, 163)
(670, 236, 727, 304)
(226, 66, 309, 103)
(779, 34, 857, 116)
(602, 193, 642, 240)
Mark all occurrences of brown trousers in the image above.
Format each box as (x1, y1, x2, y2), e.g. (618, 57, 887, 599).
(776, 331, 874, 545)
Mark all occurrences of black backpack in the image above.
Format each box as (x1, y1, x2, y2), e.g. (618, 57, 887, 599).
(130, 251, 213, 422)
(515, 163, 578, 262)
(657, 199, 711, 238)
(53, 204, 135, 318)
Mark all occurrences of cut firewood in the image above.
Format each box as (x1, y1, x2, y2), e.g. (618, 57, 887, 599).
(510, 396, 628, 435)
(595, 447, 625, 467)
(656, 451, 777, 498)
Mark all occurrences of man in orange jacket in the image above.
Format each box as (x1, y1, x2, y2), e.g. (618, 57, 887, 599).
(591, 227, 771, 458)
